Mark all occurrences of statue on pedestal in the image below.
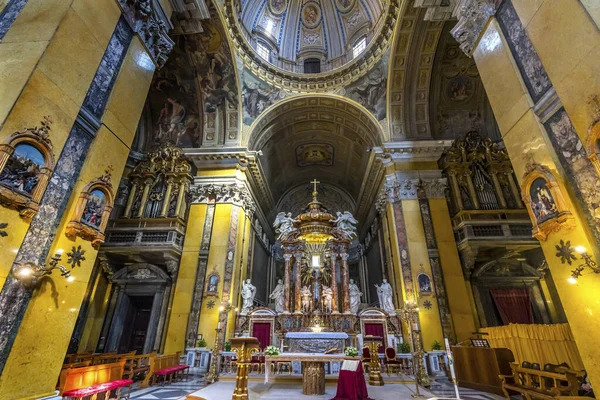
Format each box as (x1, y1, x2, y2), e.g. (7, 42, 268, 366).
(301, 286, 312, 314)
(322, 286, 333, 314)
(241, 279, 256, 315)
(349, 279, 362, 315)
(375, 279, 395, 315)
(269, 279, 285, 313)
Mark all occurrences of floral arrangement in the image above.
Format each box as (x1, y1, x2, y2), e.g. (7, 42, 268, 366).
(344, 346, 358, 357)
(265, 345, 280, 356)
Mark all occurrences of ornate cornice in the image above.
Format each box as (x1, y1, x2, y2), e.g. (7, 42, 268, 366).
(450, 0, 497, 56)
(375, 175, 448, 210)
(117, 0, 174, 67)
(190, 182, 257, 217)
(222, 0, 399, 92)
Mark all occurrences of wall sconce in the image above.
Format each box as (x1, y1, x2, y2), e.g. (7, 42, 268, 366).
(568, 246, 599, 283)
(13, 253, 74, 287)
(219, 299, 237, 313)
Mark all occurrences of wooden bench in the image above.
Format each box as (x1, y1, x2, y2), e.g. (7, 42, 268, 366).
(92, 351, 136, 365)
(59, 360, 133, 399)
(500, 362, 583, 400)
(124, 352, 156, 387)
(57, 361, 92, 393)
(149, 352, 189, 385)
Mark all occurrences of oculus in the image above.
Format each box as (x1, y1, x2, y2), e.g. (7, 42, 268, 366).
(0, 116, 55, 219)
(521, 163, 574, 241)
(65, 167, 115, 248)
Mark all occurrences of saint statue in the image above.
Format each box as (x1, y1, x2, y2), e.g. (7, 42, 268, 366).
(301, 286, 312, 314)
(349, 279, 362, 315)
(240, 279, 256, 315)
(322, 285, 333, 314)
(330, 211, 358, 239)
(273, 212, 299, 241)
(269, 279, 285, 313)
(375, 279, 395, 315)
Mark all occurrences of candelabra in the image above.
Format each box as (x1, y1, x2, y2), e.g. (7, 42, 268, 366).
(13, 253, 74, 287)
(567, 246, 600, 283)
(206, 326, 222, 384)
(397, 301, 429, 398)
(206, 299, 238, 384)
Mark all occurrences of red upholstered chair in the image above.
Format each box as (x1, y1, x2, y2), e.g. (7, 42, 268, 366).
(361, 346, 371, 373)
(384, 347, 402, 376)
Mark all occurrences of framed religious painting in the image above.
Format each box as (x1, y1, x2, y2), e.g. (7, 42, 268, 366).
(65, 167, 115, 248)
(417, 273, 433, 296)
(205, 270, 220, 296)
(521, 163, 574, 241)
(0, 117, 55, 219)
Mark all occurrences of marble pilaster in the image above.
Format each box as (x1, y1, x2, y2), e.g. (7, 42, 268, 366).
(329, 253, 339, 313)
(294, 253, 302, 314)
(185, 204, 216, 343)
(217, 205, 240, 346)
(340, 253, 351, 314)
(283, 254, 292, 314)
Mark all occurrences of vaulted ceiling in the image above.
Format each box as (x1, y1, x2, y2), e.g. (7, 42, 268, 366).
(246, 95, 385, 221)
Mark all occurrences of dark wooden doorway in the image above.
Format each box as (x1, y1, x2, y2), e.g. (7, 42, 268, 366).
(118, 295, 153, 353)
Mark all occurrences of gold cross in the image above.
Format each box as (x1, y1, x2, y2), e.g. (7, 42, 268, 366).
(311, 179, 320, 193)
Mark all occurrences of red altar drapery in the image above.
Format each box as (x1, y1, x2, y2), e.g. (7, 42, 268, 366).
(252, 322, 271, 350)
(331, 361, 372, 400)
(490, 288, 534, 325)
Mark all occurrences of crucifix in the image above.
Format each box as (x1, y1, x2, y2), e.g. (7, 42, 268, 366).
(311, 179, 320, 199)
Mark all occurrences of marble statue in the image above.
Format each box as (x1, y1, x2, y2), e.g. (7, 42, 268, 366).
(349, 279, 362, 315)
(273, 212, 299, 241)
(269, 279, 285, 313)
(301, 286, 312, 313)
(375, 279, 395, 315)
(330, 211, 358, 239)
(241, 279, 256, 315)
(322, 285, 333, 314)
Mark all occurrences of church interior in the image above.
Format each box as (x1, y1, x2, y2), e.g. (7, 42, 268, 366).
(0, 0, 599, 399)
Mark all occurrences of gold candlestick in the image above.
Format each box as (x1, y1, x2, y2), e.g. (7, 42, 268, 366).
(206, 327, 222, 384)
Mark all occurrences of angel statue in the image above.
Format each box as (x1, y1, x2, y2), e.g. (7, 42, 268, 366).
(301, 286, 313, 314)
(322, 286, 333, 314)
(273, 212, 299, 241)
(330, 211, 358, 239)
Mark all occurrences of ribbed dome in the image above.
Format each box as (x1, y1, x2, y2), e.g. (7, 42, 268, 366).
(238, 0, 386, 73)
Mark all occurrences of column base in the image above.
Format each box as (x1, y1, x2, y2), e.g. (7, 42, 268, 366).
(293, 311, 303, 315)
(343, 311, 353, 315)
(331, 311, 341, 315)
(282, 311, 291, 315)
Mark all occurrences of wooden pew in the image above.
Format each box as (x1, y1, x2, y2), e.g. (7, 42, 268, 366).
(92, 351, 136, 365)
(59, 360, 133, 399)
(149, 352, 189, 386)
(57, 361, 92, 393)
(500, 363, 583, 400)
(124, 352, 156, 387)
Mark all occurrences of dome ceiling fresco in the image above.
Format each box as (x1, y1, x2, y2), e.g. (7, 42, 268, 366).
(238, 0, 386, 72)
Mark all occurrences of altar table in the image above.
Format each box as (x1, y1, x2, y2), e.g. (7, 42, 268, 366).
(265, 353, 360, 395)
(285, 332, 349, 353)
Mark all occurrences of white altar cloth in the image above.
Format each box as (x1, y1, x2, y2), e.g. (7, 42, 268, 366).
(285, 332, 349, 339)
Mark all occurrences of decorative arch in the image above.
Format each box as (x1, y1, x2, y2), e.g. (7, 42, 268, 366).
(521, 163, 574, 241)
(66, 167, 115, 248)
(0, 116, 55, 219)
(245, 93, 387, 148)
(111, 262, 172, 284)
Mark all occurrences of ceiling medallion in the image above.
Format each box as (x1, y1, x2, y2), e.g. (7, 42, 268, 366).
(302, 2, 322, 29)
(223, 0, 399, 93)
(268, 0, 287, 16)
(335, 0, 356, 13)
(296, 143, 334, 167)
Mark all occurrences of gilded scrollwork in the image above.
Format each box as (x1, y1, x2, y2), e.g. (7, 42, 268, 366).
(65, 167, 115, 249)
(190, 183, 257, 218)
(0, 116, 55, 219)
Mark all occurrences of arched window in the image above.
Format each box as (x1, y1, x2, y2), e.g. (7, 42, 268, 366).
(0, 117, 55, 219)
(256, 42, 270, 62)
(304, 58, 321, 74)
(352, 36, 367, 59)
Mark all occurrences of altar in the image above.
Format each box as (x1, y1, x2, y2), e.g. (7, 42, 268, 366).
(265, 353, 360, 395)
(285, 331, 348, 353)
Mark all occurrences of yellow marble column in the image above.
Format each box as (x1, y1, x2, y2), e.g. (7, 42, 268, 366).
(471, 14, 600, 385)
